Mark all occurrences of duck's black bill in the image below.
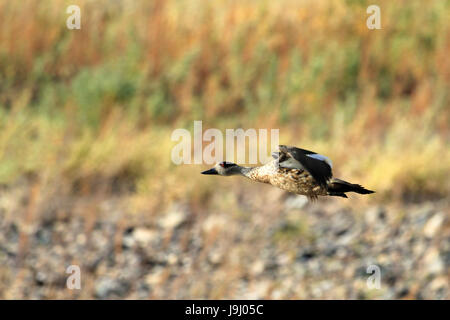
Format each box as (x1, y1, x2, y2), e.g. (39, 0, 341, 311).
(201, 168, 218, 175)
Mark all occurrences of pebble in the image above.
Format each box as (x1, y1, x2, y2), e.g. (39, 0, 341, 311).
(133, 228, 157, 246)
(95, 277, 129, 299)
(423, 248, 444, 274)
(159, 208, 186, 230)
(250, 260, 265, 276)
(284, 196, 308, 210)
(423, 213, 444, 238)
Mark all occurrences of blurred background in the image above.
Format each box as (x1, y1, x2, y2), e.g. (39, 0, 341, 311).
(0, 0, 448, 299)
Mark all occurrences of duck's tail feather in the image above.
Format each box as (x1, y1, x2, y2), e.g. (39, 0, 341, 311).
(327, 178, 374, 195)
(328, 191, 348, 198)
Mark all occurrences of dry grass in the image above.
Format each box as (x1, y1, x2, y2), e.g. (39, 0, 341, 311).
(0, 0, 448, 212)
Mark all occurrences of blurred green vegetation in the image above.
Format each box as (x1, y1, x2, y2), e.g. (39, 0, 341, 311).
(0, 0, 448, 210)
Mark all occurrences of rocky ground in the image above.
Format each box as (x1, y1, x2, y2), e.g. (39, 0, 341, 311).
(0, 181, 448, 299)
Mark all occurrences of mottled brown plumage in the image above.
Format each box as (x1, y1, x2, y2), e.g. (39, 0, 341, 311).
(201, 145, 374, 200)
(244, 161, 326, 200)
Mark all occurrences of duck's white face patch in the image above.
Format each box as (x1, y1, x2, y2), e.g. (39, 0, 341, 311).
(306, 153, 333, 168)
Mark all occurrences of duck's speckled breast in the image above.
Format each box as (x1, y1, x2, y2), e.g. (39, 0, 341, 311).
(248, 162, 326, 197)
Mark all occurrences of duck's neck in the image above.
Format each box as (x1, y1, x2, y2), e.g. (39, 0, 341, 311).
(228, 165, 254, 177)
(237, 166, 255, 177)
(233, 165, 271, 184)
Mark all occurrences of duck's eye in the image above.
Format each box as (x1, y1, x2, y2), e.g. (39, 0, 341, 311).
(219, 162, 225, 168)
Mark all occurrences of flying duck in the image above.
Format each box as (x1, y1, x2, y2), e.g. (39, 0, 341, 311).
(201, 145, 374, 200)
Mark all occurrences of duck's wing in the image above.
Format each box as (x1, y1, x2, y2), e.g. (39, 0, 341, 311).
(276, 145, 333, 187)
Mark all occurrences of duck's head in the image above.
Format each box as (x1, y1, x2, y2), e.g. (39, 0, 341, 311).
(201, 161, 239, 176)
